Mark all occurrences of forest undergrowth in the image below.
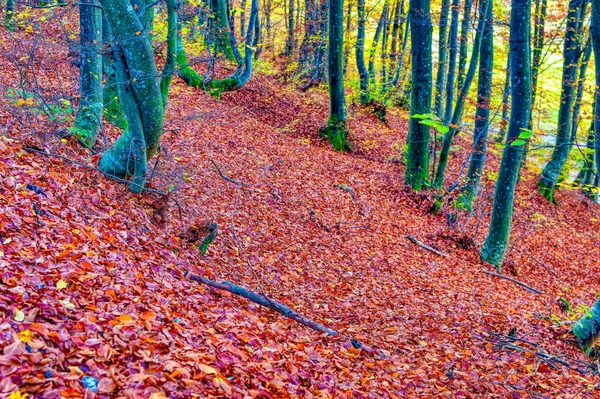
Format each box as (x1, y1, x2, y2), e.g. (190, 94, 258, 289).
(1, 24, 600, 399)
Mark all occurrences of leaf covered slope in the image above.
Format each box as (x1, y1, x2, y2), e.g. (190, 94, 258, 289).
(1, 53, 600, 399)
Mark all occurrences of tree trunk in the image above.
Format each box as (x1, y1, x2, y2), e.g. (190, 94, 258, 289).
(240, 0, 247, 36)
(389, 0, 402, 73)
(75, 0, 103, 149)
(298, 0, 327, 82)
(457, 0, 473, 92)
(98, 0, 165, 193)
(355, 0, 369, 103)
(497, 52, 511, 142)
(284, 0, 296, 55)
(434, 0, 450, 118)
(443, 0, 459, 124)
(368, 4, 387, 85)
(390, 0, 408, 88)
(538, 0, 586, 203)
(570, 38, 592, 146)
(577, 122, 598, 200)
(380, 1, 390, 88)
(592, 0, 600, 201)
(211, 0, 235, 58)
(404, 0, 432, 190)
(320, 0, 350, 152)
(5, 0, 14, 31)
(343, 0, 353, 75)
(481, 0, 531, 270)
(433, 0, 488, 190)
(573, 297, 600, 356)
(459, 0, 494, 210)
(528, 0, 547, 130)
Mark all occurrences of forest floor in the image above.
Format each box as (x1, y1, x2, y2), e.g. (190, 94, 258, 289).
(1, 27, 600, 399)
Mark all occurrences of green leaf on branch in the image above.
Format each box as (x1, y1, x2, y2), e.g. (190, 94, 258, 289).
(510, 139, 527, 147)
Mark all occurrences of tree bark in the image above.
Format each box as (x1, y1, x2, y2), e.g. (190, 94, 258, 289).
(434, 0, 450, 118)
(497, 52, 511, 143)
(434, 0, 489, 190)
(368, 4, 387, 85)
(481, 0, 531, 270)
(459, 0, 494, 209)
(320, 0, 350, 152)
(443, 0, 459, 124)
(75, 0, 103, 148)
(355, 0, 369, 103)
(528, 0, 547, 130)
(573, 297, 600, 356)
(456, 0, 473, 91)
(592, 0, 600, 201)
(404, 0, 432, 190)
(538, 0, 586, 203)
(284, 0, 296, 55)
(98, 0, 165, 193)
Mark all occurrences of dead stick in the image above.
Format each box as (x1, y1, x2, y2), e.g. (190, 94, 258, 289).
(185, 271, 338, 336)
(481, 270, 545, 295)
(406, 235, 448, 257)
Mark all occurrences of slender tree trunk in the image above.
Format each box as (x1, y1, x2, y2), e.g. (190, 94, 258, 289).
(457, 0, 473, 92)
(443, 0, 459, 123)
(434, 0, 488, 189)
(389, 0, 402, 72)
(320, 0, 350, 151)
(5, 0, 14, 31)
(380, 1, 390, 88)
(497, 52, 511, 142)
(577, 122, 598, 199)
(210, 0, 235, 58)
(284, 0, 296, 55)
(298, 0, 327, 81)
(459, 0, 494, 209)
(481, 0, 532, 270)
(592, 0, 600, 201)
(356, 0, 369, 103)
(368, 4, 387, 85)
(241, 0, 247, 36)
(434, 0, 450, 118)
(538, 0, 586, 203)
(404, 0, 432, 190)
(343, 0, 353, 74)
(391, 2, 409, 88)
(528, 0, 547, 130)
(75, 0, 103, 149)
(570, 38, 592, 145)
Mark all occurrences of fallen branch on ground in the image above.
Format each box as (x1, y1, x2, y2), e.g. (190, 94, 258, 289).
(406, 235, 448, 257)
(185, 270, 337, 335)
(481, 270, 545, 295)
(184, 271, 388, 357)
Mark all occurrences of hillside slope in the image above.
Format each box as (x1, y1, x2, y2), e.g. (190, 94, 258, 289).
(1, 52, 600, 397)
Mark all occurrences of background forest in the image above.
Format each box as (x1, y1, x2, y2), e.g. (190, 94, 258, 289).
(0, 0, 600, 397)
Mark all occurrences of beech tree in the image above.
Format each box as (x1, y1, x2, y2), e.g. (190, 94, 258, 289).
(538, 0, 587, 203)
(404, 0, 432, 190)
(356, 0, 370, 103)
(75, 0, 103, 148)
(320, 0, 351, 152)
(459, 0, 493, 209)
(433, 0, 450, 118)
(481, 0, 531, 270)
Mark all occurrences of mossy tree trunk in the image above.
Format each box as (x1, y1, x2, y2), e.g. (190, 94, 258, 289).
(433, 0, 488, 190)
(456, 0, 473, 92)
(443, 0, 459, 124)
(404, 0, 432, 190)
(5, 0, 14, 30)
(592, 0, 600, 201)
(355, 0, 369, 103)
(98, 0, 165, 193)
(528, 0, 547, 130)
(284, 0, 296, 55)
(177, 0, 259, 93)
(368, 4, 387, 86)
(481, 0, 531, 271)
(75, 0, 103, 149)
(320, 0, 350, 152)
(538, 0, 586, 204)
(459, 0, 493, 210)
(434, 0, 450, 118)
(573, 297, 600, 356)
(497, 52, 511, 142)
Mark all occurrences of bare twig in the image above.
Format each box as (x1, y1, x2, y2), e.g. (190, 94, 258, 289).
(406, 235, 448, 257)
(481, 269, 545, 295)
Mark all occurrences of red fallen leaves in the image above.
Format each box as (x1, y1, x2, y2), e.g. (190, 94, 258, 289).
(0, 14, 600, 399)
